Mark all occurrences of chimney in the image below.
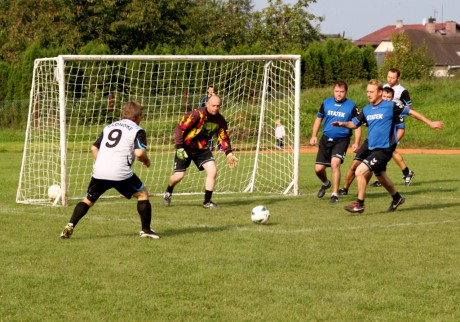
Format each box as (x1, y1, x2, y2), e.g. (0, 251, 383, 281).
(445, 21, 457, 35)
(426, 22, 436, 34)
(395, 20, 404, 29)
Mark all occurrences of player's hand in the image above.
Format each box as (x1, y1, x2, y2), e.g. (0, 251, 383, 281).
(176, 148, 188, 160)
(227, 153, 239, 169)
(143, 159, 151, 168)
(309, 137, 317, 146)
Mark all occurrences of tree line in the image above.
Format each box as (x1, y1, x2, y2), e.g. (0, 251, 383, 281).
(0, 0, 432, 128)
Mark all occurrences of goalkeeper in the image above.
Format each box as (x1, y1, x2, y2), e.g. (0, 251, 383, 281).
(163, 95, 238, 209)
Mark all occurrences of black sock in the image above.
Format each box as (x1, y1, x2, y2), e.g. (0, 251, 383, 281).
(69, 202, 90, 227)
(166, 185, 174, 194)
(357, 199, 364, 206)
(204, 190, 213, 203)
(402, 167, 410, 176)
(392, 192, 401, 201)
(137, 200, 152, 232)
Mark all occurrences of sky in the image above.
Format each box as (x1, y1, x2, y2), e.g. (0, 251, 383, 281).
(253, 0, 460, 40)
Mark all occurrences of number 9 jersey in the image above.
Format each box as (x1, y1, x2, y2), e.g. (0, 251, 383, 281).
(92, 119, 147, 181)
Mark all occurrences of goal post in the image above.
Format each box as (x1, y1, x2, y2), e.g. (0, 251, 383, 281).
(16, 55, 301, 206)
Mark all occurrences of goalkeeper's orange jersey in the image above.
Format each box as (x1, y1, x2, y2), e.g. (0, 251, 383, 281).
(174, 107, 232, 155)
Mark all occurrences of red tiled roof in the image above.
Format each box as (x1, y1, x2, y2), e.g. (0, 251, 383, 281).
(353, 23, 446, 46)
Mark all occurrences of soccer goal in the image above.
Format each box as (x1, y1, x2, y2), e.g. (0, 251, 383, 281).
(16, 55, 301, 206)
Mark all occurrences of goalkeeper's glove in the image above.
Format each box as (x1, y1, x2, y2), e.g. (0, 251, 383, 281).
(226, 153, 239, 169)
(176, 148, 188, 160)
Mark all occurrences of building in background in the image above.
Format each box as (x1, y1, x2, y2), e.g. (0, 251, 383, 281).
(354, 19, 460, 76)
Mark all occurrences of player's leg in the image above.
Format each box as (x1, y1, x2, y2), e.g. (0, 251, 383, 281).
(61, 178, 107, 239)
(377, 171, 405, 212)
(163, 155, 190, 206)
(201, 160, 219, 208)
(329, 157, 341, 202)
(314, 163, 331, 198)
(134, 188, 160, 239)
(344, 162, 370, 213)
(340, 159, 360, 195)
(393, 150, 415, 186)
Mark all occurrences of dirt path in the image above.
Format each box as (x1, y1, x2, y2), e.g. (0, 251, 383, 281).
(300, 146, 460, 155)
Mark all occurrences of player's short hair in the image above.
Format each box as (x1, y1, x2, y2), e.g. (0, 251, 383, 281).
(121, 101, 143, 122)
(383, 87, 394, 98)
(334, 80, 348, 91)
(388, 68, 401, 77)
(368, 79, 383, 90)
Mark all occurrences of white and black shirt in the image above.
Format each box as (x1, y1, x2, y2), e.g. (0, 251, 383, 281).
(92, 119, 147, 181)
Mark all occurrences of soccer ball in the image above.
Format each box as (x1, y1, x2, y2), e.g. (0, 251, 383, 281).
(251, 205, 270, 224)
(48, 184, 61, 200)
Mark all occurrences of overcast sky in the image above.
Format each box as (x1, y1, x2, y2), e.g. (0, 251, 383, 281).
(253, 0, 460, 40)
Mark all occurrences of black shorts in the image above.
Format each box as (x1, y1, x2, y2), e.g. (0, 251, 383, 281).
(354, 139, 370, 161)
(174, 148, 215, 172)
(362, 147, 395, 176)
(85, 174, 144, 203)
(315, 135, 350, 167)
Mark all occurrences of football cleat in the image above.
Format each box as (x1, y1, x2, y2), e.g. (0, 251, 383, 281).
(370, 180, 382, 187)
(403, 171, 415, 186)
(163, 192, 171, 207)
(338, 188, 348, 196)
(329, 195, 339, 203)
(60, 224, 74, 239)
(140, 230, 161, 239)
(344, 202, 365, 214)
(387, 195, 405, 212)
(203, 201, 220, 209)
(317, 181, 331, 198)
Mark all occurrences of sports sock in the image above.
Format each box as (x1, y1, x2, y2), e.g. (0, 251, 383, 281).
(357, 199, 364, 206)
(69, 201, 90, 226)
(402, 167, 410, 176)
(392, 192, 402, 201)
(166, 185, 174, 194)
(204, 190, 213, 204)
(137, 200, 152, 232)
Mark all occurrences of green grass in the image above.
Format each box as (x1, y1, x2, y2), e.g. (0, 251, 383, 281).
(2, 150, 460, 321)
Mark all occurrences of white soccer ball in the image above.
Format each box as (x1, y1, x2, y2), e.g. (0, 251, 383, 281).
(48, 184, 61, 200)
(251, 205, 270, 224)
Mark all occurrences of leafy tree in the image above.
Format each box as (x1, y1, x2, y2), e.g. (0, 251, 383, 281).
(379, 32, 434, 80)
(249, 0, 323, 52)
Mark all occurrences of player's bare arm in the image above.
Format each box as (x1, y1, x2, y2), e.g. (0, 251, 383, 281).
(331, 121, 357, 129)
(309, 117, 323, 146)
(91, 145, 99, 160)
(408, 110, 444, 130)
(135, 149, 151, 168)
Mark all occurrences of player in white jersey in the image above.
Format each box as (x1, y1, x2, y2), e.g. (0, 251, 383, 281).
(60, 101, 160, 239)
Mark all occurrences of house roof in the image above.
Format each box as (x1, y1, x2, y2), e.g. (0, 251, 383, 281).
(353, 23, 446, 46)
(353, 21, 460, 67)
(405, 29, 460, 66)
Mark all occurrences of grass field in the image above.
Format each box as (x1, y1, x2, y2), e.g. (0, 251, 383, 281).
(1, 149, 460, 321)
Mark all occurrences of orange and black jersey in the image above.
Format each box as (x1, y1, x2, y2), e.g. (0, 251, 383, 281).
(174, 107, 233, 155)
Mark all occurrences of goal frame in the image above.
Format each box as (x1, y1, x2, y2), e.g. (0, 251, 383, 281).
(17, 55, 301, 206)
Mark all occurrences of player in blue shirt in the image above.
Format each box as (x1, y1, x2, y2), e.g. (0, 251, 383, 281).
(310, 80, 361, 203)
(332, 79, 443, 214)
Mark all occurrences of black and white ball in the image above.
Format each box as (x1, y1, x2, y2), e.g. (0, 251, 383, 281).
(48, 184, 61, 200)
(251, 205, 270, 224)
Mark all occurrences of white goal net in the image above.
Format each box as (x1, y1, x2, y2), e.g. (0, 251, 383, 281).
(16, 55, 300, 206)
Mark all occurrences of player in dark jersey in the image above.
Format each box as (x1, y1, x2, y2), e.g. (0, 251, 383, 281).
(310, 80, 361, 203)
(60, 101, 160, 239)
(339, 87, 409, 195)
(332, 79, 443, 214)
(163, 95, 238, 209)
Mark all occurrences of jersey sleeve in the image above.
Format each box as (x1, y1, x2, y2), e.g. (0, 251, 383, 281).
(134, 129, 147, 150)
(316, 102, 325, 118)
(216, 118, 233, 155)
(93, 132, 103, 148)
(400, 90, 412, 107)
(174, 109, 201, 149)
